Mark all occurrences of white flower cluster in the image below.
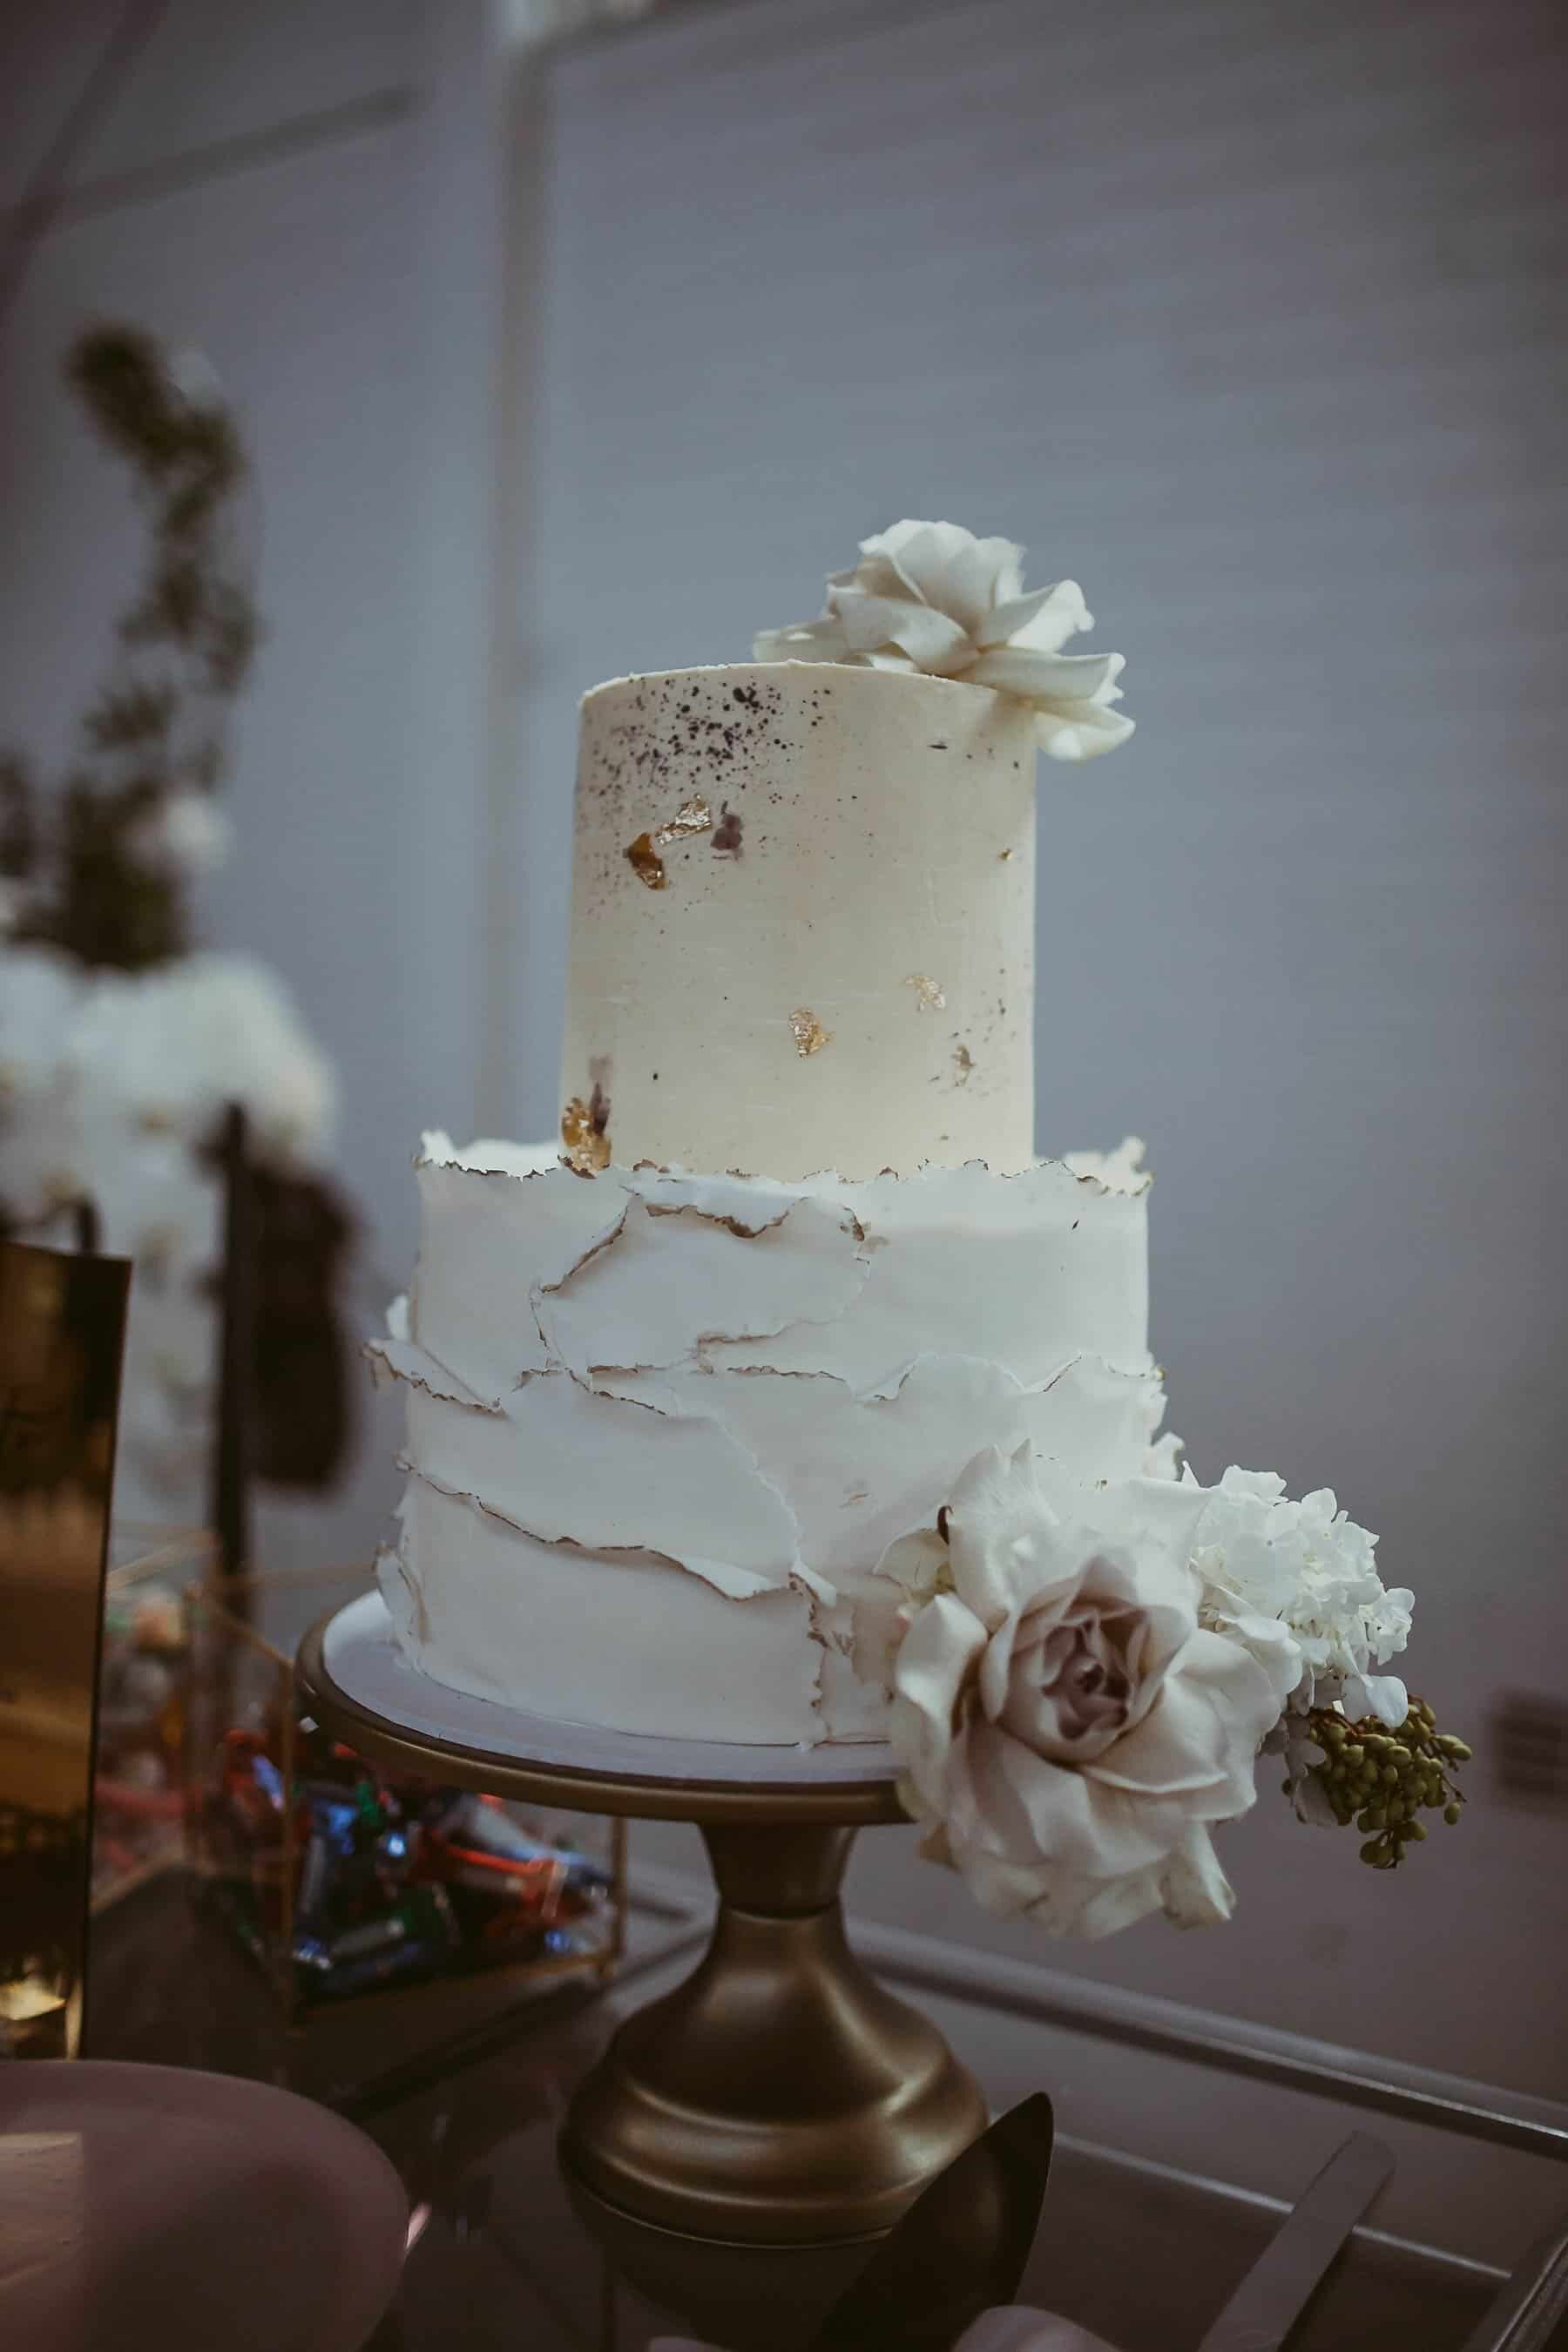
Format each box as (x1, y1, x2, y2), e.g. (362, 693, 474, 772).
(754, 519, 1134, 761)
(1189, 1466, 1413, 1729)
(0, 945, 335, 1226)
(860, 1447, 1418, 1942)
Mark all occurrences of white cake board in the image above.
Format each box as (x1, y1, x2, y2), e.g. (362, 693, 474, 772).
(319, 1590, 899, 1791)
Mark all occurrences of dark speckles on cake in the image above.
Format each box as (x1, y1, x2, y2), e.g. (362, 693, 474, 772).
(580, 671, 809, 894)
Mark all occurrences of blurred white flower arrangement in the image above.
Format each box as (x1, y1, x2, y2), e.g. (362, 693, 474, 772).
(0, 325, 355, 1511)
(0, 944, 335, 1220)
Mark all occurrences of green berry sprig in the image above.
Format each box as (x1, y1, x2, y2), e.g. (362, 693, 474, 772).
(1305, 1698, 1470, 1869)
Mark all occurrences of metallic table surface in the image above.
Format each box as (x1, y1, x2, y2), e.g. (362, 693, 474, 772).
(83, 1872, 1561, 2352)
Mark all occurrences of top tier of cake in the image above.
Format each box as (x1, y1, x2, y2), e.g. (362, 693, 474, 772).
(558, 662, 1038, 1181)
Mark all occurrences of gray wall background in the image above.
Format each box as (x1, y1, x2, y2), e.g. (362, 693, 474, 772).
(3, 0, 1565, 2104)
(0, 0, 497, 1573)
(505, 0, 1568, 2101)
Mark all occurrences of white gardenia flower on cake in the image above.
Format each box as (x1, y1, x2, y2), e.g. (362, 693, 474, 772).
(754, 520, 1134, 761)
(1190, 1467, 1414, 1728)
(856, 1445, 1296, 1940)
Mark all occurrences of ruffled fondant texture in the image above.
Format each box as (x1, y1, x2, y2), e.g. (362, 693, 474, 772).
(375, 1133, 1168, 1745)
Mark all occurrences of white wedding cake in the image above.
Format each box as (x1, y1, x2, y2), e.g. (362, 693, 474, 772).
(366, 525, 1438, 1937)
(372, 523, 1169, 1746)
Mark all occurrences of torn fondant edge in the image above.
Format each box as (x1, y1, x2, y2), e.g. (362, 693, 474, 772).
(393, 1459, 782, 1601)
(408, 1141, 1153, 1412)
(383, 1353, 805, 1598)
(536, 1191, 875, 1380)
(380, 1335, 1173, 1692)
(380, 1470, 829, 1742)
(415, 1130, 1153, 1202)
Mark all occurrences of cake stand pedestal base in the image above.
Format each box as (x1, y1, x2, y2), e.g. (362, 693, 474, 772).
(562, 1820, 987, 2243)
(296, 1596, 987, 2248)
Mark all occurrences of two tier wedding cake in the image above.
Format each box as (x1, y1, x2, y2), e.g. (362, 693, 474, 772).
(372, 522, 1456, 1937)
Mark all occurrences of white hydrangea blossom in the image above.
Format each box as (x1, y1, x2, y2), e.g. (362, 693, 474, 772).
(1189, 1467, 1413, 1729)
(754, 519, 1134, 761)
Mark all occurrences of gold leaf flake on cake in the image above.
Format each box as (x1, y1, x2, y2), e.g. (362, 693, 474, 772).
(653, 795, 712, 846)
(560, 1078, 612, 1173)
(788, 1006, 831, 1058)
(625, 798, 712, 889)
(625, 834, 667, 889)
(902, 973, 947, 1013)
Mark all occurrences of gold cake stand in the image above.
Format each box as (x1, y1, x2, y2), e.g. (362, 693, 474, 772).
(295, 1598, 988, 2249)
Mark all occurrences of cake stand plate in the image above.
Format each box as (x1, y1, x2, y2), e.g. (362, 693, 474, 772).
(297, 1595, 988, 2247)
(304, 1589, 902, 1815)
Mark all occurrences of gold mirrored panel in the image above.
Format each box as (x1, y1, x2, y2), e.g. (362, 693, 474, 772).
(0, 1240, 131, 2058)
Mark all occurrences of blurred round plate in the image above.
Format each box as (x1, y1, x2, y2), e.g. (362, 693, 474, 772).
(0, 2060, 408, 2352)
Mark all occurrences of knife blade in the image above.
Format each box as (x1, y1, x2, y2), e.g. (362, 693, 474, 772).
(807, 2094, 1055, 2352)
(1195, 2130, 1395, 2352)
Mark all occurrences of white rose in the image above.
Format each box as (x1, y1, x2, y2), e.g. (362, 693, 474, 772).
(754, 519, 1134, 761)
(859, 1445, 1295, 1940)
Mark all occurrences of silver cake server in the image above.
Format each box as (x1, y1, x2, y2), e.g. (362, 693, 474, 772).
(1194, 2129, 1394, 2352)
(808, 2093, 1055, 2352)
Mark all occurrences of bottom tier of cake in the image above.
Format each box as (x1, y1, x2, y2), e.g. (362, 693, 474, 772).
(373, 1134, 1173, 1747)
